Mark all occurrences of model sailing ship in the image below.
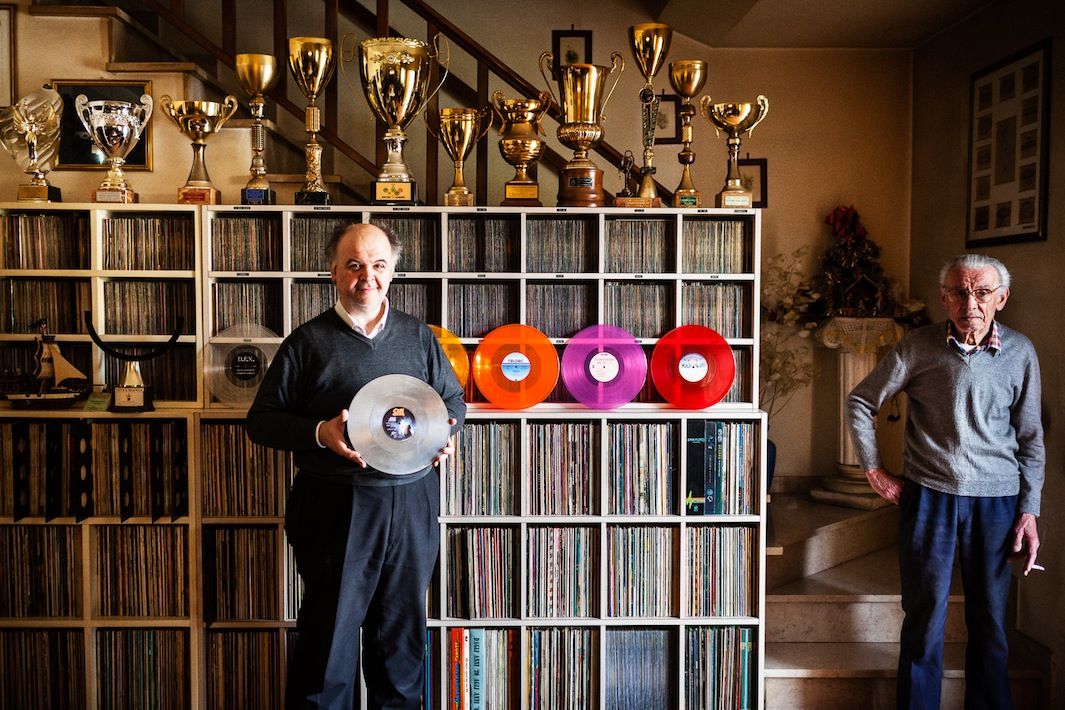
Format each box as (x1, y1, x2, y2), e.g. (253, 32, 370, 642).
(3, 319, 90, 407)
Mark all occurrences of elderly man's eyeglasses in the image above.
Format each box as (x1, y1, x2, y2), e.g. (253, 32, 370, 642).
(943, 286, 1001, 303)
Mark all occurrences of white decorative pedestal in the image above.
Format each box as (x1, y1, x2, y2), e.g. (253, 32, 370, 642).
(810, 317, 903, 510)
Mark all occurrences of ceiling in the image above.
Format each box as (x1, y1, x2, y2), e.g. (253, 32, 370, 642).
(640, 0, 996, 49)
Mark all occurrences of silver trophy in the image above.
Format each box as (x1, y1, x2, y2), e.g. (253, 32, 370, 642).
(75, 93, 153, 203)
(0, 85, 64, 202)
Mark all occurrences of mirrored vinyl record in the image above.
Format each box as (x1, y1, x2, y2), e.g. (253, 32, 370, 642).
(346, 374, 451, 475)
(650, 325, 735, 409)
(429, 324, 469, 386)
(207, 324, 280, 408)
(561, 324, 647, 409)
(472, 324, 559, 409)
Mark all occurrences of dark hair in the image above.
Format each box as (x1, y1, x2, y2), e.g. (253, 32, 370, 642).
(325, 222, 403, 267)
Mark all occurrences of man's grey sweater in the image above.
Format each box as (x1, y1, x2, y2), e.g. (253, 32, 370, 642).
(847, 321, 1044, 515)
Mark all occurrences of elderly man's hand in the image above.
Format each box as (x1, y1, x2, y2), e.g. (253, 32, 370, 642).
(1010, 512, 1040, 575)
(865, 467, 904, 505)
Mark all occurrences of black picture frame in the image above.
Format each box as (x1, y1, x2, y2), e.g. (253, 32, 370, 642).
(965, 39, 1051, 247)
(551, 29, 592, 80)
(52, 79, 154, 171)
(738, 157, 768, 208)
(654, 93, 682, 145)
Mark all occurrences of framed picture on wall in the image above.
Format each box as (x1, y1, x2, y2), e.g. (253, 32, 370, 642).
(551, 28, 592, 79)
(52, 79, 154, 170)
(654, 93, 682, 145)
(0, 4, 16, 108)
(738, 157, 768, 208)
(965, 39, 1051, 247)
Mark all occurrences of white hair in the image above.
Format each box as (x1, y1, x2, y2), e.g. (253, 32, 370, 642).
(938, 254, 1011, 289)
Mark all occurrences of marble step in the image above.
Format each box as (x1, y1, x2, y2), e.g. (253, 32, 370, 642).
(765, 642, 1043, 709)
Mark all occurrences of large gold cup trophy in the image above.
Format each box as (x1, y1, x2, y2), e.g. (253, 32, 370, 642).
(700, 95, 769, 208)
(235, 53, 280, 205)
(492, 90, 550, 206)
(425, 107, 492, 207)
(624, 22, 672, 207)
(0, 85, 64, 202)
(289, 37, 336, 205)
(539, 50, 624, 207)
(669, 59, 708, 207)
(159, 95, 239, 204)
(341, 34, 449, 204)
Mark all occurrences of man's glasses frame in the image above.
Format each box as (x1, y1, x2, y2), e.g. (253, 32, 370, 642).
(942, 285, 1002, 303)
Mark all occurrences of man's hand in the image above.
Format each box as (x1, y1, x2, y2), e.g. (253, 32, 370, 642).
(1010, 512, 1040, 575)
(433, 418, 459, 467)
(319, 409, 367, 467)
(865, 467, 904, 505)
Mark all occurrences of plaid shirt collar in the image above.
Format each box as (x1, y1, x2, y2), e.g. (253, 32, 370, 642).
(947, 320, 1001, 354)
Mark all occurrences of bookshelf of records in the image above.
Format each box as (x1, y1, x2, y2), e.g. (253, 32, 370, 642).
(200, 205, 766, 710)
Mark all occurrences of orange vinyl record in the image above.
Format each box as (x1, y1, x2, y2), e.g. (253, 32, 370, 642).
(472, 324, 559, 409)
(650, 325, 736, 409)
(429, 325, 469, 386)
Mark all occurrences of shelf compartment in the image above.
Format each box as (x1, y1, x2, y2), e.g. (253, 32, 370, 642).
(102, 278, 196, 336)
(685, 625, 756, 710)
(446, 525, 518, 619)
(95, 627, 190, 709)
(93, 524, 189, 618)
(447, 215, 520, 272)
(102, 342, 199, 403)
(606, 420, 678, 515)
(603, 281, 674, 339)
(0, 211, 90, 270)
(681, 216, 754, 274)
(687, 524, 758, 618)
(290, 215, 354, 272)
(526, 216, 598, 273)
(390, 279, 441, 325)
(370, 214, 440, 272)
(606, 525, 678, 618)
(0, 628, 85, 708)
(681, 281, 752, 339)
(0, 524, 81, 617)
(290, 278, 333, 331)
(526, 281, 596, 339)
(447, 421, 520, 516)
(206, 629, 282, 708)
(209, 214, 281, 272)
(0, 276, 91, 334)
(526, 526, 599, 618)
(211, 278, 284, 336)
(683, 419, 760, 517)
(527, 421, 600, 516)
(604, 627, 676, 709)
(445, 281, 519, 338)
(104, 213, 196, 271)
(527, 626, 598, 709)
(604, 217, 675, 274)
(203, 524, 280, 622)
(443, 626, 518, 710)
(201, 420, 291, 517)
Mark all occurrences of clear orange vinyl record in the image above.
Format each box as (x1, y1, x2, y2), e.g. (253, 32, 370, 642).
(429, 325, 469, 386)
(650, 325, 736, 409)
(472, 324, 559, 409)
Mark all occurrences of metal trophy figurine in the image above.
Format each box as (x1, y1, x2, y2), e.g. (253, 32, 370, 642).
(289, 37, 336, 205)
(669, 59, 708, 207)
(235, 53, 280, 205)
(0, 85, 64, 202)
(700, 94, 769, 208)
(622, 22, 672, 207)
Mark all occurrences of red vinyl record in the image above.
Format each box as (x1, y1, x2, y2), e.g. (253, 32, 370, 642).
(472, 324, 559, 409)
(650, 325, 735, 409)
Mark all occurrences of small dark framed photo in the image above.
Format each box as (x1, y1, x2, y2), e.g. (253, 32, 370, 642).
(551, 29, 592, 79)
(52, 79, 154, 171)
(654, 93, 682, 145)
(738, 157, 768, 208)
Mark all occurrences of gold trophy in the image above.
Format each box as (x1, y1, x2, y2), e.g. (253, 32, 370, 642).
(424, 107, 491, 207)
(621, 22, 672, 208)
(492, 90, 550, 206)
(539, 50, 624, 207)
(340, 34, 449, 204)
(75, 93, 153, 203)
(0, 85, 64, 202)
(159, 95, 239, 204)
(700, 95, 769, 208)
(235, 52, 280, 205)
(289, 37, 336, 205)
(669, 59, 708, 207)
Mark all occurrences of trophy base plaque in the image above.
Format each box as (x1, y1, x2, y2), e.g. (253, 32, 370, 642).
(94, 187, 138, 204)
(17, 184, 62, 203)
(109, 385, 154, 413)
(715, 190, 753, 209)
(444, 191, 474, 207)
(295, 190, 332, 206)
(502, 182, 541, 207)
(673, 191, 702, 208)
(241, 188, 277, 205)
(557, 167, 605, 208)
(372, 180, 417, 205)
(179, 186, 221, 205)
(614, 196, 663, 208)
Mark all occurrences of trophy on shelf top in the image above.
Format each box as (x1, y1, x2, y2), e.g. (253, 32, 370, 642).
(235, 52, 280, 205)
(700, 94, 769, 208)
(289, 36, 336, 206)
(669, 59, 708, 207)
(75, 92, 153, 203)
(618, 22, 672, 208)
(539, 48, 624, 207)
(341, 32, 449, 205)
(425, 106, 492, 207)
(0, 85, 64, 202)
(492, 89, 550, 207)
(159, 94, 239, 205)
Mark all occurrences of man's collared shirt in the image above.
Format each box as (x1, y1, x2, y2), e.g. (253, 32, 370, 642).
(947, 320, 1001, 355)
(334, 299, 389, 339)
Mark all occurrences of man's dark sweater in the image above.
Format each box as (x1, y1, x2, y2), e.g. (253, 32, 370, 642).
(246, 307, 466, 486)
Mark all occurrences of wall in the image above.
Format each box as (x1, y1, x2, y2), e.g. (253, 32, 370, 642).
(912, 0, 1065, 703)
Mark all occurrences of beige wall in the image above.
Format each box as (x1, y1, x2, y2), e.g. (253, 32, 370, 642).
(913, 0, 1065, 703)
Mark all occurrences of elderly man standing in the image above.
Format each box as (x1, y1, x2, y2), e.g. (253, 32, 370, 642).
(847, 253, 1043, 709)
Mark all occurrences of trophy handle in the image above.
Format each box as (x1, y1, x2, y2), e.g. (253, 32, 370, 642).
(476, 106, 493, 142)
(159, 94, 176, 121)
(599, 51, 626, 121)
(534, 91, 551, 136)
(137, 94, 154, 135)
(748, 94, 770, 136)
(491, 90, 506, 134)
(698, 95, 720, 138)
(538, 52, 559, 109)
(74, 94, 91, 129)
(424, 34, 451, 108)
(423, 107, 440, 142)
(216, 96, 239, 130)
(338, 32, 364, 103)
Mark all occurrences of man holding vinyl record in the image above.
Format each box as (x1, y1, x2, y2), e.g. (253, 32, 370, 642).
(247, 222, 465, 710)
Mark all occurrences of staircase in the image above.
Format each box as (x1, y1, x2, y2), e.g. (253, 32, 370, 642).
(765, 494, 1051, 709)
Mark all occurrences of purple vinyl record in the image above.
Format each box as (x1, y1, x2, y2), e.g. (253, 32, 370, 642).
(561, 324, 648, 409)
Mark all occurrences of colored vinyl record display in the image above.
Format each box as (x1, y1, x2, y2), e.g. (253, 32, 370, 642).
(561, 324, 647, 409)
(650, 325, 735, 408)
(346, 374, 452, 475)
(429, 324, 469, 386)
(472, 324, 559, 409)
